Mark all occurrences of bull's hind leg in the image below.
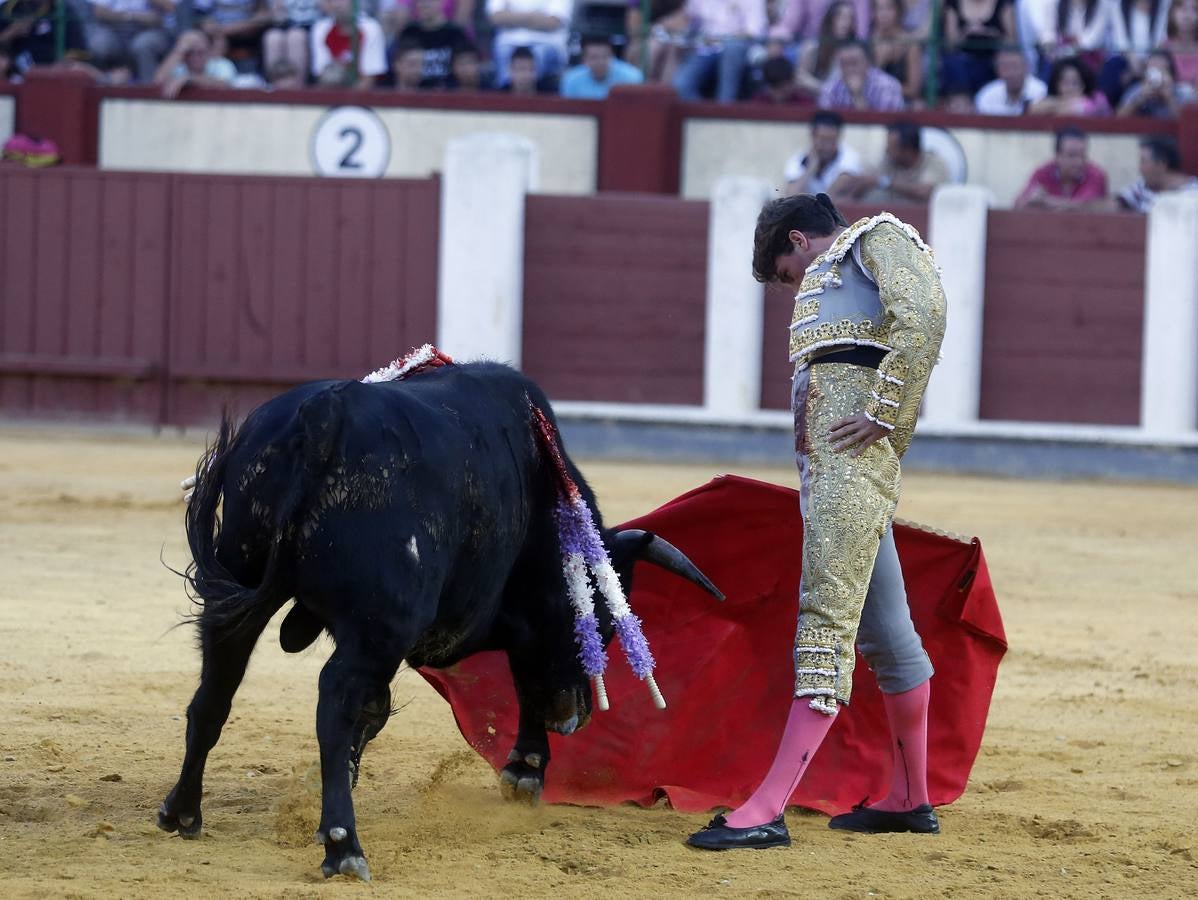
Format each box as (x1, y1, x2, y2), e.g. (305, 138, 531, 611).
(313, 643, 400, 882)
(158, 612, 269, 839)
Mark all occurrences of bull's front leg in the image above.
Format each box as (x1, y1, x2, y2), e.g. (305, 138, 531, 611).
(499, 700, 551, 804)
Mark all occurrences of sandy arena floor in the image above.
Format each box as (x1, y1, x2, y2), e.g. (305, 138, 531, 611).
(0, 426, 1195, 899)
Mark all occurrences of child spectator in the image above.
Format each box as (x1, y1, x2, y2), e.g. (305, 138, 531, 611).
(390, 37, 428, 88)
(560, 33, 643, 98)
(154, 28, 237, 97)
(1030, 55, 1111, 114)
(501, 42, 553, 92)
(817, 38, 906, 109)
(447, 39, 492, 88)
(1117, 47, 1195, 115)
(869, 0, 922, 105)
(796, 1, 857, 97)
(87, 0, 173, 83)
(1014, 126, 1109, 208)
(398, 0, 470, 85)
(671, 0, 768, 103)
(262, 0, 321, 88)
(974, 44, 1048, 113)
(752, 54, 812, 103)
(310, 0, 388, 87)
(1117, 135, 1198, 212)
(486, 0, 572, 85)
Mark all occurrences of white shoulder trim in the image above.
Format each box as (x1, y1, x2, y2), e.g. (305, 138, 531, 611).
(807, 213, 933, 275)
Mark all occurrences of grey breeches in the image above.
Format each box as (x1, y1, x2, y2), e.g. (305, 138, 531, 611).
(856, 524, 935, 695)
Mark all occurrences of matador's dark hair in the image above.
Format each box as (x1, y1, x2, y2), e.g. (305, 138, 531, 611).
(752, 193, 848, 284)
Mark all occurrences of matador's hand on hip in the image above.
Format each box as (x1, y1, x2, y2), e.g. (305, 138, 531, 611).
(828, 414, 890, 457)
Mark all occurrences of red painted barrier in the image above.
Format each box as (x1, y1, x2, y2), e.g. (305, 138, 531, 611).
(980, 209, 1145, 425)
(522, 192, 707, 404)
(0, 168, 440, 425)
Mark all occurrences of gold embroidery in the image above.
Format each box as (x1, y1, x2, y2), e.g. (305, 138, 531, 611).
(858, 222, 947, 450)
(789, 318, 891, 363)
(794, 365, 901, 707)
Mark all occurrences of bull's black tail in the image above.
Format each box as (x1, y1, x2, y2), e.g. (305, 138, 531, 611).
(184, 389, 345, 642)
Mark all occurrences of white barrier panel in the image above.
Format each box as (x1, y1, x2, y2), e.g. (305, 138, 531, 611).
(704, 176, 774, 418)
(98, 99, 595, 194)
(437, 133, 538, 368)
(1141, 191, 1198, 438)
(681, 119, 1141, 209)
(924, 184, 991, 428)
(0, 96, 14, 147)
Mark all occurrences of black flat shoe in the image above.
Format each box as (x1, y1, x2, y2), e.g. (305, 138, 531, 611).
(686, 814, 791, 850)
(828, 801, 940, 834)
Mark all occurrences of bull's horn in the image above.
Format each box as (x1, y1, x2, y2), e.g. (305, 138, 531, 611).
(613, 529, 725, 601)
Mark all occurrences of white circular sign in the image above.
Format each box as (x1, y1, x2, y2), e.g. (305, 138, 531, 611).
(311, 106, 391, 178)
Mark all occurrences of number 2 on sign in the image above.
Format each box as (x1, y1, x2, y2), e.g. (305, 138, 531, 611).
(338, 127, 364, 170)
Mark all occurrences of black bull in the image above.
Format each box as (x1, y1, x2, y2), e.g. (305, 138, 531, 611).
(158, 362, 722, 881)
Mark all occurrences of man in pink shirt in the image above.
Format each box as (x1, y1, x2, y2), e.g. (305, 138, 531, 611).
(1015, 127, 1109, 210)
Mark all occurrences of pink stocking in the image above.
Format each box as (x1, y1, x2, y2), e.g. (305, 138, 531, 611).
(873, 680, 930, 812)
(723, 699, 837, 828)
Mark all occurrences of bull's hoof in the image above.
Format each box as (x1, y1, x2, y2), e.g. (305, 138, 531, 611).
(318, 824, 370, 881)
(321, 855, 372, 882)
(157, 801, 202, 839)
(499, 755, 544, 805)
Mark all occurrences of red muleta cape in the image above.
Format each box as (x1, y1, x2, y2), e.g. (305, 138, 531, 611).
(419, 474, 1006, 815)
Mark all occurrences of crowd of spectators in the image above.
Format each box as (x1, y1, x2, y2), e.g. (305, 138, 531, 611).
(2, 0, 1196, 113)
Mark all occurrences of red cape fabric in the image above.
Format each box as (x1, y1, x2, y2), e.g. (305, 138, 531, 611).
(419, 475, 1006, 815)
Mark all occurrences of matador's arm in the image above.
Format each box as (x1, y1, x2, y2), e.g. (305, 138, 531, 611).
(857, 221, 947, 456)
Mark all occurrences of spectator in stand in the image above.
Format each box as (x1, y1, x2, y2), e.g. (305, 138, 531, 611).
(974, 44, 1048, 113)
(818, 38, 906, 109)
(265, 55, 304, 86)
(753, 54, 814, 103)
(397, 0, 469, 85)
(310, 0, 388, 86)
(1116, 135, 1198, 211)
(193, 0, 272, 73)
(783, 109, 863, 195)
(1117, 48, 1195, 115)
(87, 0, 173, 84)
(502, 42, 553, 92)
(1014, 126, 1109, 208)
(153, 28, 236, 96)
(1020, 0, 1121, 79)
(262, 0, 321, 87)
(1030, 55, 1112, 113)
(1164, 0, 1198, 88)
(447, 39, 492, 88)
(672, 0, 768, 103)
(941, 0, 1017, 96)
(0, 0, 88, 76)
(625, 0, 687, 83)
(560, 34, 643, 99)
(771, 0, 872, 44)
(379, 0, 474, 38)
(869, 0, 923, 105)
(795, 1, 858, 98)
(486, 0, 572, 85)
(831, 120, 950, 203)
(391, 37, 428, 88)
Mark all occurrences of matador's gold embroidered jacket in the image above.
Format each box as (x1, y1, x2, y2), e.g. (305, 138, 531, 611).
(788, 213, 947, 457)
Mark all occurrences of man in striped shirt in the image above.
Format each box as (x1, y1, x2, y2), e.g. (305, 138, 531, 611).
(817, 40, 906, 112)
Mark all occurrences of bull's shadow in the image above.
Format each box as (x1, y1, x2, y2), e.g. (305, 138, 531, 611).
(157, 361, 721, 882)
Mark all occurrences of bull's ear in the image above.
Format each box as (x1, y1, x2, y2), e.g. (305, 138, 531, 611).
(610, 529, 725, 601)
